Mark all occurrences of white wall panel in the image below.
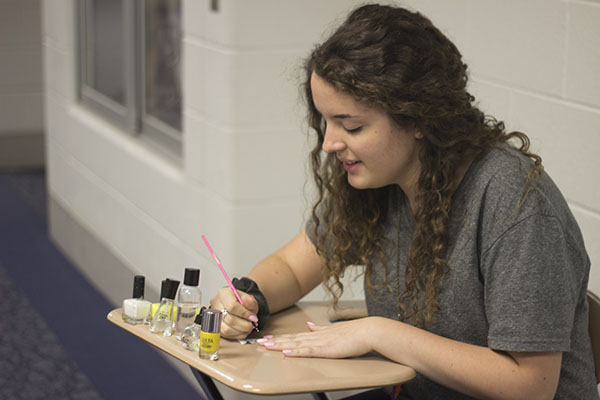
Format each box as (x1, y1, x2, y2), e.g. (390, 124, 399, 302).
(566, 1, 600, 107)
(510, 92, 600, 211)
(184, 0, 360, 48)
(46, 140, 217, 296)
(468, 0, 567, 96)
(184, 43, 305, 129)
(43, 43, 76, 103)
(186, 114, 307, 201)
(469, 78, 513, 129)
(41, 0, 75, 50)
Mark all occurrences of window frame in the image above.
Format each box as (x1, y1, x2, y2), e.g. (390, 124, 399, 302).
(77, 0, 182, 160)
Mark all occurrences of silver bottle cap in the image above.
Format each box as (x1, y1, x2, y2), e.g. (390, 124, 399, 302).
(201, 309, 222, 333)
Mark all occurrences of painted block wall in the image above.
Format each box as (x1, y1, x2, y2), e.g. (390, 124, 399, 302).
(0, 0, 43, 136)
(42, 0, 600, 313)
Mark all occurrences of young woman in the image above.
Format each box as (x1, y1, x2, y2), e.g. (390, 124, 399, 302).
(210, 4, 597, 399)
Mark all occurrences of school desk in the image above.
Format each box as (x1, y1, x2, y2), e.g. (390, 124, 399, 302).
(107, 301, 416, 399)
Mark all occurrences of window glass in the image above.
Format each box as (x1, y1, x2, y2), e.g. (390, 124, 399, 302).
(144, 0, 181, 131)
(78, 0, 182, 158)
(87, 0, 124, 105)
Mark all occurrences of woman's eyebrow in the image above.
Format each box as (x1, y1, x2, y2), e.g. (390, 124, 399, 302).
(332, 113, 359, 119)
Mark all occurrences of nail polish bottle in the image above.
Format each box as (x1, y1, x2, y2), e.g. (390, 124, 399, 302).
(150, 279, 180, 336)
(175, 268, 203, 340)
(151, 279, 175, 320)
(200, 309, 222, 360)
(122, 275, 152, 325)
(181, 307, 206, 351)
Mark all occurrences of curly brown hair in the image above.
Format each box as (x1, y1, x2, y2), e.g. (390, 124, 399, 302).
(304, 4, 542, 326)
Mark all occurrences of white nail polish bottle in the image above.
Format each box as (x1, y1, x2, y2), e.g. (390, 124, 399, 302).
(122, 275, 152, 325)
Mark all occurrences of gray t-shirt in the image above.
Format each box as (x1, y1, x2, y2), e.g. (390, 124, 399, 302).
(306, 145, 598, 399)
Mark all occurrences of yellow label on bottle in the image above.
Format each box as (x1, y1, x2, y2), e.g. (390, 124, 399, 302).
(200, 331, 220, 353)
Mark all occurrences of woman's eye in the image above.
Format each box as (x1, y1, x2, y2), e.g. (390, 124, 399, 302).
(344, 126, 363, 134)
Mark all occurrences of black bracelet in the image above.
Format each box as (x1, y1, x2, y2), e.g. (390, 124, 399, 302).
(232, 277, 270, 330)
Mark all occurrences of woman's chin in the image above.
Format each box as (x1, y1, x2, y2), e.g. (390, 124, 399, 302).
(347, 176, 374, 190)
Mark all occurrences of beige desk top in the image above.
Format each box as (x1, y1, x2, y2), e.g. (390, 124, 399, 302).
(107, 301, 416, 395)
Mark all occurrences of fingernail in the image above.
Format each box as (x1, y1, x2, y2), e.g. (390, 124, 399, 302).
(256, 338, 269, 343)
(264, 342, 275, 347)
(282, 350, 293, 355)
(306, 321, 315, 326)
(249, 315, 259, 323)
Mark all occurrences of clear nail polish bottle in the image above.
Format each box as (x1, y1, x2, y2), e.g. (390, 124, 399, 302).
(122, 275, 152, 325)
(175, 268, 203, 341)
(181, 307, 206, 351)
(150, 279, 180, 336)
(200, 309, 222, 360)
(150, 279, 170, 321)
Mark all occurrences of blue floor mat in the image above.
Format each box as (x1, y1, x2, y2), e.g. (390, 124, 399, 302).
(0, 173, 201, 399)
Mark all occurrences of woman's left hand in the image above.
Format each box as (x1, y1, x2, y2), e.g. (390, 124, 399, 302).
(256, 317, 376, 359)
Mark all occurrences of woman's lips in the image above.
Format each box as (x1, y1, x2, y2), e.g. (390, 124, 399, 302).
(343, 160, 361, 172)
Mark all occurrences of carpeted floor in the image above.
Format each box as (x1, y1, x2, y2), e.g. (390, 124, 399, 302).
(0, 171, 201, 399)
(0, 261, 103, 399)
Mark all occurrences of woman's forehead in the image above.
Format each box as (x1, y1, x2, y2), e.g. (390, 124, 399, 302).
(310, 72, 377, 119)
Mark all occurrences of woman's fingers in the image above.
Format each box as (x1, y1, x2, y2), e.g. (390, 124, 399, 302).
(221, 316, 254, 339)
(210, 287, 258, 338)
(256, 319, 373, 359)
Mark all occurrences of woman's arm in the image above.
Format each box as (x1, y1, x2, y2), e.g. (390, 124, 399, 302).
(210, 228, 323, 338)
(259, 317, 562, 399)
(248, 228, 324, 313)
(373, 317, 562, 400)
(260, 316, 562, 400)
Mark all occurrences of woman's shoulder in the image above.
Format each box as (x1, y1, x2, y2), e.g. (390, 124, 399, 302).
(468, 144, 531, 189)
(462, 144, 575, 232)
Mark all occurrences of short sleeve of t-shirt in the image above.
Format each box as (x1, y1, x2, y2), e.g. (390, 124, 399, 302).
(482, 213, 580, 352)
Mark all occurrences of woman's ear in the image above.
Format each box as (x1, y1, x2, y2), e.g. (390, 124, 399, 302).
(414, 130, 424, 139)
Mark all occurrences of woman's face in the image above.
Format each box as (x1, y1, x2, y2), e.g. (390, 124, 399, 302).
(311, 72, 422, 192)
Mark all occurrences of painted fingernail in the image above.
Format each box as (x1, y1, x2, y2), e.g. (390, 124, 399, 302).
(264, 342, 275, 347)
(249, 315, 259, 323)
(256, 338, 269, 343)
(282, 350, 293, 355)
(306, 321, 315, 326)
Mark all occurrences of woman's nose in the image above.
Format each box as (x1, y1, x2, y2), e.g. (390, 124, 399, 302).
(322, 127, 346, 154)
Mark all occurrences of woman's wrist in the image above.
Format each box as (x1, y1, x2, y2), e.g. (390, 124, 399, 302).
(363, 316, 385, 353)
(364, 316, 413, 365)
(232, 277, 270, 330)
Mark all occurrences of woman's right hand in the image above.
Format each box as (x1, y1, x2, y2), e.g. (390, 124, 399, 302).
(210, 287, 259, 339)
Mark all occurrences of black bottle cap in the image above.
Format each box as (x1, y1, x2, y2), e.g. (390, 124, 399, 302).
(194, 306, 206, 325)
(164, 279, 180, 300)
(183, 268, 200, 286)
(132, 275, 145, 298)
(160, 279, 169, 300)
